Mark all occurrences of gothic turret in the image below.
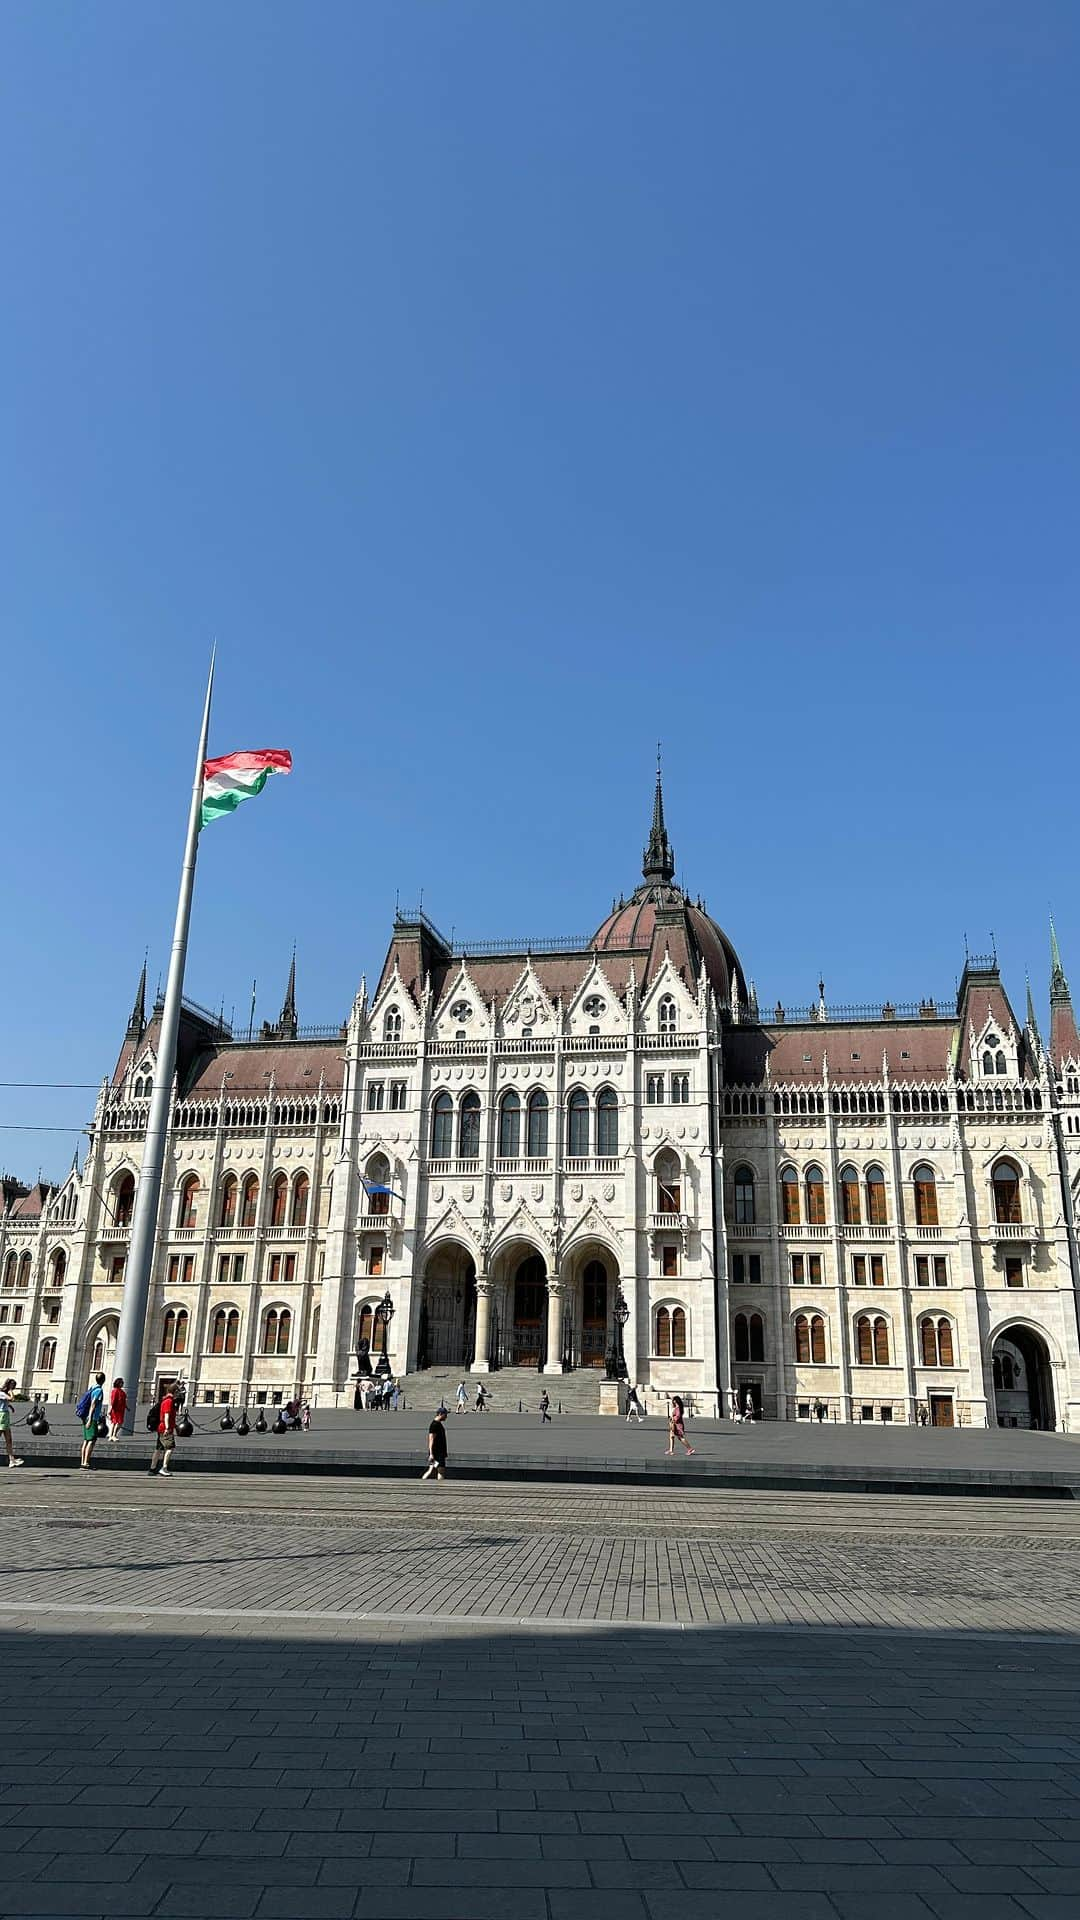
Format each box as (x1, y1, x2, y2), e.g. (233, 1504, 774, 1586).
(126, 956, 147, 1041)
(262, 951, 298, 1041)
(641, 759, 675, 887)
(1050, 916, 1080, 1064)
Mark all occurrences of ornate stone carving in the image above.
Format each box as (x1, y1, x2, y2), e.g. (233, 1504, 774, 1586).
(462, 1183, 474, 1203)
(500, 1182, 512, 1202)
(570, 1181, 583, 1202)
(603, 1182, 616, 1203)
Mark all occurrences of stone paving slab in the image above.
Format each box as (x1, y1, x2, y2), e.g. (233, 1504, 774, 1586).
(5, 1472, 1080, 1917)
(13, 1409, 1080, 1498)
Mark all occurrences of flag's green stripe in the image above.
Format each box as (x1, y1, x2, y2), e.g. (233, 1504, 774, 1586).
(200, 768, 269, 828)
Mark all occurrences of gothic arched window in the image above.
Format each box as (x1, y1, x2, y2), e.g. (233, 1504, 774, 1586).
(458, 1091, 481, 1161)
(866, 1165, 887, 1226)
(734, 1165, 755, 1226)
(240, 1174, 259, 1230)
(658, 995, 677, 1036)
(567, 1088, 589, 1158)
(873, 1316, 889, 1365)
(270, 1173, 288, 1229)
(115, 1172, 136, 1228)
(596, 1087, 619, 1156)
(291, 1173, 309, 1227)
(219, 1175, 238, 1229)
(655, 1306, 671, 1356)
(498, 1092, 521, 1159)
(526, 1089, 549, 1159)
(781, 1166, 800, 1225)
(178, 1175, 199, 1231)
(937, 1317, 954, 1367)
(913, 1164, 938, 1227)
(805, 1166, 826, 1226)
(430, 1093, 453, 1159)
(38, 1338, 57, 1371)
(384, 1006, 402, 1043)
(992, 1158, 1022, 1225)
(840, 1166, 861, 1226)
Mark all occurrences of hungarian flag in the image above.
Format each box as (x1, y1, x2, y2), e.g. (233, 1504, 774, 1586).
(201, 749, 292, 828)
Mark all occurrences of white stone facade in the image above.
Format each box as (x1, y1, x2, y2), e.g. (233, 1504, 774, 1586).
(4, 798, 1080, 1428)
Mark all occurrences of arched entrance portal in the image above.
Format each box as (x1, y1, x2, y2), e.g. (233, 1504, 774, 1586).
(512, 1255, 546, 1367)
(82, 1315, 118, 1387)
(417, 1244, 477, 1368)
(581, 1259, 609, 1368)
(992, 1326, 1056, 1430)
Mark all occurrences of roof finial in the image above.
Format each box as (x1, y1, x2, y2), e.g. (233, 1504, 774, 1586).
(279, 947, 298, 1039)
(126, 951, 148, 1040)
(642, 749, 675, 887)
(1051, 912, 1071, 1006)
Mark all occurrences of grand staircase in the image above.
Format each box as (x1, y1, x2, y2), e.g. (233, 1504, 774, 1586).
(402, 1365, 605, 1415)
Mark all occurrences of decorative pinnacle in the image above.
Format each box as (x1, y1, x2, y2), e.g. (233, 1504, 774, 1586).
(1051, 913, 1071, 1006)
(642, 752, 675, 885)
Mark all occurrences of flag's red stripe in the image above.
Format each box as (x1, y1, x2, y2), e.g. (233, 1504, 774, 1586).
(203, 749, 293, 779)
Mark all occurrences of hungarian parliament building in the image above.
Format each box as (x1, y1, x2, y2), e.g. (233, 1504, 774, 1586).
(4, 777, 1080, 1429)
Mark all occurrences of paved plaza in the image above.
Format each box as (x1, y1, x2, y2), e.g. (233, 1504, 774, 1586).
(2, 1471, 1080, 1919)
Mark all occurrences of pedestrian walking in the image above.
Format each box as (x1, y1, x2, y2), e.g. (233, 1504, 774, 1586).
(79, 1372, 107, 1469)
(474, 1383, 487, 1413)
(0, 1377, 23, 1468)
(108, 1377, 127, 1442)
(391, 1382, 401, 1411)
(148, 1382, 179, 1477)
(539, 1390, 551, 1424)
(666, 1393, 696, 1458)
(301, 1400, 311, 1430)
(626, 1384, 645, 1422)
(456, 1380, 468, 1413)
(421, 1407, 448, 1481)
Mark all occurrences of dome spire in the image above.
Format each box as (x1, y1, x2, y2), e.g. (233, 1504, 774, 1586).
(642, 744, 675, 885)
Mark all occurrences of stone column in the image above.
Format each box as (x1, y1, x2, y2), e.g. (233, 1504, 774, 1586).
(544, 1277, 564, 1374)
(472, 1276, 492, 1372)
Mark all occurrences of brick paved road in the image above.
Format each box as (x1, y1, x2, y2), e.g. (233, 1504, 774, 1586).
(2, 1470, 1079, 1917)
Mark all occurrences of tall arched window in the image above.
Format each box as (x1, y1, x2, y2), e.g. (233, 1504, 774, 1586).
(430, 1092, 453, 1159)
(115, 1172, 136, 1227)
(805, 1166, 826, 1226)
(734, 1165, 755, 1226)
(734, 1312, 764, 1363)
(937, 1317, 954, 1366)
(291, 1173, 309, 1227)
(810, 1314, 826, 1363)
(459, 1091, 481, 1160)
(240, 1174, 259, 1229)
(781, 1167, 801, 1225)
(856, 1315, 873, 1365)
(2, 1253, 15, 1289)
(498, 1091, 521, 1159)
(178, 1175, 199, 1230)
(526, 1089, 549, 1159)
(17, 1253, 31, 1288)
(161, 1307, 188, 1354)
(211, 1307, 240, 1355)
(920, 1315, 937, 1366)
(49, 1249, 66, 1287)
(671, 1306, 687, 1357)
(656, 1148, 681, 1214)
(0, 1339, 14, 1370)
(912, 1164, 938, 1227)
(270, 1173, 288, 1228)
(840, 1166, 861, 1226)
(992, 1158, 1022, 1225)
(655, 1306, 671, 1356)
(794, 1314, 810, 1364)
(38, 1338, 57, 1371)
(568, 1088, 589, 1157)
(597, 1087, 619, 1156)
(658, 995, 677, 1036)
(995, 1050, 1006, 1075)
(356, 1303, 374, 1350)
(309, 1304, 321, 1352)
(873, 1316, 889, 1365)
(219, 1175, 238, 1229)
(262, 1307, 291, 1355)
(366, 1153, 390, 1215)
(982, 1050, 994, 1075)
(866, 1166, 887, 1226)
(383, 1006, 402, 1043)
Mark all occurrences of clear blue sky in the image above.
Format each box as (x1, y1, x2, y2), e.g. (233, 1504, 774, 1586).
(3, 1, 1079, 1179)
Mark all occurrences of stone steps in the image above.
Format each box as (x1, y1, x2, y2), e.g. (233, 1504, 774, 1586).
(404, 1365, 604, 1415)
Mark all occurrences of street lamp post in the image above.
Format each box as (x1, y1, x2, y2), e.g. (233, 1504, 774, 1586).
(606, 1288, 630, 1381)
(375, 1291, 395, 1377)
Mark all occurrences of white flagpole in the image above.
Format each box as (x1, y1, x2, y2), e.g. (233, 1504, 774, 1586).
(113, 651, 215, 1430)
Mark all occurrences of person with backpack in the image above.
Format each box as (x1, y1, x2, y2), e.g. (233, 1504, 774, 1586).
(0, 1377, 23, 1468)
(147, 1383, 178, 1477)
(108, 1377, 128, 1442)
(78, 1373, 107, 1469)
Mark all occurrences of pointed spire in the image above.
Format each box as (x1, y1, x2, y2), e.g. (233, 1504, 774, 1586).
(1049, 915, 1080, 1063)
(279, 947, 298, 1039)
(1026, 974, 1041, 1044)
(1051, 914, 1069, 1004)
(126, 953, 148, 1040)
(641, 747, 675, 886)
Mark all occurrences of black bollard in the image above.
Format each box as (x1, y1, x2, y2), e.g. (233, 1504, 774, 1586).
(272, 1413, 287, 1434)
(27, 1399, 49, 1436)
(177, 1411, 194, 1438)
(236, 1409, 250, 1437)
(254, 1408, 268, 1433)
(220, 1407, 234, 1431)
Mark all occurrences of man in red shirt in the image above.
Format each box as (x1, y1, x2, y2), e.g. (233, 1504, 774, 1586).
(148, 1385, 178, 1477)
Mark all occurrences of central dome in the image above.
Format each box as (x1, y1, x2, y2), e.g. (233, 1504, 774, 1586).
(590, 773, 748, 1008)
